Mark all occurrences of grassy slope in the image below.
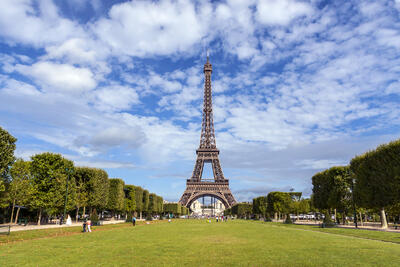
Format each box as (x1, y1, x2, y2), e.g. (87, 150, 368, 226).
(1, 220, 400, 266)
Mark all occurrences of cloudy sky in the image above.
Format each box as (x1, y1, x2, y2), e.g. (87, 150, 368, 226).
(1, 0, 400, 202)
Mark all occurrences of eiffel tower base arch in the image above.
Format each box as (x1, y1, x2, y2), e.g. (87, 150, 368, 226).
(179, 180, 236, 209)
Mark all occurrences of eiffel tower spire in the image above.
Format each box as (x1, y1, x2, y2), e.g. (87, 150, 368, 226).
(179, 57, 236, 209)
(199, 54, 216, 150)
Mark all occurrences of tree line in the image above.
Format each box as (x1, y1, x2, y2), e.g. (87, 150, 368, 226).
(225, 192, 311, 221)
(0, 126, 165, 224)
(312, 139, 400, 229)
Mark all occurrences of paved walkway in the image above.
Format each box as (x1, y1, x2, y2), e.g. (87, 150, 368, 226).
(5, 219, 127, 232)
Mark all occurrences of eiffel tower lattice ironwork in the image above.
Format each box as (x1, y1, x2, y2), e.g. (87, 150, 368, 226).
(179, 56, 236, 209)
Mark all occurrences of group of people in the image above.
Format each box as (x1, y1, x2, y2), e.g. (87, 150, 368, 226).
(82, 219, 92, 232)
(216, 215, 227, 222)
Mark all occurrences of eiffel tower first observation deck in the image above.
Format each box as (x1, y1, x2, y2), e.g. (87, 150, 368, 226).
(179, 56, 236, 209)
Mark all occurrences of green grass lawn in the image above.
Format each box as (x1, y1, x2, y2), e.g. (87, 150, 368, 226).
(1, 219, 400, 266)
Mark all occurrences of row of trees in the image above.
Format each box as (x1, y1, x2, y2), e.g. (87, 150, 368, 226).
(225, 192, 311, 220)
(0, 126, 164, 224)
(312, 139, 400, 229)
(163, 203, 189, 217)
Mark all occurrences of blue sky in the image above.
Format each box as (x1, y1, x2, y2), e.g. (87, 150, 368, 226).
(1, 0, 400, 202)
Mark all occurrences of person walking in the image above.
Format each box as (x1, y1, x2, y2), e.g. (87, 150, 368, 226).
(132, 216, 136, 227)
(87, 219, 92, 232)
(82, 220, 87, 232)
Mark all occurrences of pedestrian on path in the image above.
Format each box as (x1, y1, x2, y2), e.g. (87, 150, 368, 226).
(132, 216, 136, 226)
(82, 220, 87, 232)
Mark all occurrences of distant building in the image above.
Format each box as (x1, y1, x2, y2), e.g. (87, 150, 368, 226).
(190, 199, 225, 216)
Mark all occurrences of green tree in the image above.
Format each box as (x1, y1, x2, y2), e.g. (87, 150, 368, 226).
(89, 168, 109, 211)
(142, 189, 149, 216)
(350, 140, 400, 229)
(163, 203, 182, 217)
(253, 196, 268, 219)
(107, 178, 125, 217)
(312, 166, 351, 224)
(134, 186, 144, 218)
(148, 193, 157, 215)
(267, 192, 292, 220)
(72, 167, 109, 221)
(30, 153, 76, 225)
(156, 196, 163, 214)
(232, 203, 252, 219)
(9, 159, 33, 224)
(73, 167, 89, 222)
(0, 126, 17, 208)
(124, 185, 136, 218)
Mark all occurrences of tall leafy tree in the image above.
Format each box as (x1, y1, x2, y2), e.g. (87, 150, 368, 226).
(148, 193, 157, 215)
(350, 140, 400, 229)
(124, 185, 136, 218)
(88, 168, 109, 211)
(30, 153, 76, 225)
(134, 186, 144, 218)
(252, 196, 268, 218)
(231, 203, 252, 219)
(9, 159, 33, 224)
(73, 167, 90, 222)
(107, 178, 125, 217)
(142, 189, 149, 216)
(163, 203, 182, 216)
(267, 192, 292, 220)
(0, 126, 17, 207)
(156, 196, 163, 214)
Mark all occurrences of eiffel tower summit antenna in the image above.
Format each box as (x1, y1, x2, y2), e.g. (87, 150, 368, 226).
(179, 57, 236, 209)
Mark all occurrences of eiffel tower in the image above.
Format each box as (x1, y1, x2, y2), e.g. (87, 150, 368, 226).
(179, 56, 236, 209)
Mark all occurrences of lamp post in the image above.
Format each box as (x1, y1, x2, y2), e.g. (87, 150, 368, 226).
(63, 167, 71, 224)
(351, 178, 358, 229)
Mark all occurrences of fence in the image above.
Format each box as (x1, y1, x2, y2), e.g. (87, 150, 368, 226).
(0, 225, 11, 235)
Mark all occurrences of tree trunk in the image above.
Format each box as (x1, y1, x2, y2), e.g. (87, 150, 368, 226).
(37, 208, 42, 225)
(14, 207, 21, 224)
(278, 212, 281, 221)
(334, 209, 337, 224)
(140, 211, 142, 220)
(359, 211, 363, 226)
(10, 199, 16, 224)
(76, 206, 80, 223)
(82, 206, 86, 219)
(380, 208, 388, 229)
(342, 212, 346, 225)
(274, 212, 277, 221)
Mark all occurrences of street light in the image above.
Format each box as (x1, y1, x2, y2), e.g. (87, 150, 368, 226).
(63, 167, 72, 225)
(351, 178, 358, 229)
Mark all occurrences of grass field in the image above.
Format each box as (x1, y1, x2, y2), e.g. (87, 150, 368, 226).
(1, 220, 400, 266)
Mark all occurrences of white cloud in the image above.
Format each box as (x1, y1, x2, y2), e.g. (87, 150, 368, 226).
(92, 85, 140, 112)
(0, 0, 85, 46)
(0, 75, 41, 96)
(93, 0, 210, 57)
(87, 126, 145, 149)
(15, 61, 97, 93)
(256, 0, 313, 26)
